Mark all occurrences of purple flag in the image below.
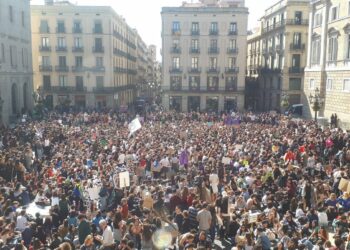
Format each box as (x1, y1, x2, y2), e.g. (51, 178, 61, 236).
(179, 150, 189, 165)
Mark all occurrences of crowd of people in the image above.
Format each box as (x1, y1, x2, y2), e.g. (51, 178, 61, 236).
(0, 110, 349, 250)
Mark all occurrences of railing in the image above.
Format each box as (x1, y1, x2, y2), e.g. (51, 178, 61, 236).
(39, 65, 52, 72)
(163, 85, 245, 93)
(72, 47, 84, 52)
(228, 30, 238, 36)
(55, 65, 69, 72)
(262, 20, 285, 33)
(92, 84, 135, 93)
(288, 67, 304, 74)
(170, 85, 182, 91)
(269, 46, 275, 53)
(56, 27, 66, 33)
(93, 46, 104, 53)
(262, 48, 268, 54)
(114, 67, 128, 73)
(93, 27, 103, 34)
(169, 67, 183, 73)
(56, 46, 67, 52)
(91, 66, 105, 72)
(259, 67, 282, 73)
(275, 45, 283, 51)
(286, 19, 309, 25)
(188, 67, 201, 73)
(49, 86, 87, 92)
(170, 47, 181, 53)
(172, 29, 181, 35)
(209, 29, 219, 35)
(208, 47, 220, 54)
(39, 27, 50, 33)
(73, 27, 82, 33)
(39, 46, 51, 52)
(289, 43, 305, 51)
(72, 66, 84, 72)
(225, 84, 238, 91)
(189, 48, 200, 54)
(207, 67, 220, 73)
(191, 30, 200, 36)
(225, 67, 239, 74)
(227, 48, 239, 54)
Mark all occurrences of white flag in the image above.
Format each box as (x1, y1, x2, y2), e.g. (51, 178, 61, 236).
(128, 118, 142, 137)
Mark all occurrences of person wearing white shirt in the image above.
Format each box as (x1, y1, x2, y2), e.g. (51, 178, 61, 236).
(295, 203, 306, 219)
(96, 219, 114, 249)
(209, 171, 219, 194)
(16, 210, 28, 232)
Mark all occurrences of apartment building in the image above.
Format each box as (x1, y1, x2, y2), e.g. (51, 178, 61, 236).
(161, 0, 248, 112)
(303, 0, 350, 128)
(31, 1, 149, 109)
(0, 0, 33, 124)
(246, 0, 309, 111)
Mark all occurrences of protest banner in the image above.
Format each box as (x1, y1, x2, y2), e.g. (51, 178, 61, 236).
(222, 157, 231, 165)
(128, 118, 142, 137)
(248, 212, 260, 224)
(119, 171, 130, 188)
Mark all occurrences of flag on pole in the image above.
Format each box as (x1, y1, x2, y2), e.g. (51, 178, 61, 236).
(128, 118, 142, 137)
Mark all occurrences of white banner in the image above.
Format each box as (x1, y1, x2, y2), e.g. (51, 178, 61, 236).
(119, 171, 130, 188)
(128, 118, 142, 137)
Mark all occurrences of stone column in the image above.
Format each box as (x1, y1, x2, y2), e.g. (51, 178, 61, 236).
(200, 95, 206, 111)
(181, 96, 188, 112)
(306, 11, 314, 68)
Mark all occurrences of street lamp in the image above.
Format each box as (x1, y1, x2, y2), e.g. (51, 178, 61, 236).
(309, 87, 325, 122)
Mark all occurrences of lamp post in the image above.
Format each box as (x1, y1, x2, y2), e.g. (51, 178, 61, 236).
(309, 87, 324, 122)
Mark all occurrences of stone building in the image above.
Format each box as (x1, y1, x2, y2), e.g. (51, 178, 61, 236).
(31, 1, 150, 109)
(303, 0, 350, 128)
(161, 0, 248, 112)
(246, 0, 310, 112)
(0, 0, 34, 124)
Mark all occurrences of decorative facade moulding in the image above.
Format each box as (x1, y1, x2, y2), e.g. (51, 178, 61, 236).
(343, 23, 350, 34)
(328, 27, 340, 36)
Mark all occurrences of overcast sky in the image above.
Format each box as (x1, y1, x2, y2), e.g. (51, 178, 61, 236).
(31, 0, 270, 60)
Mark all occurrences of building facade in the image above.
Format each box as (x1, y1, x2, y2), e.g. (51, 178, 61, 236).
(0, 0, 33, 124)
(31, 1, 150, 110)
(246, 0, 309, 112)
(161, 0, 248, 112)
(303, 0, 350, 128)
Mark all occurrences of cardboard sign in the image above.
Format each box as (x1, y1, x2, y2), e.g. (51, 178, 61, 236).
(248, 212, 260, 224)
(119, 171, 130, 188)
(222, 157, 231, 165)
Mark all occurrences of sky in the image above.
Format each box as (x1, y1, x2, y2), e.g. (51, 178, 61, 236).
(31, 0, 270, 60)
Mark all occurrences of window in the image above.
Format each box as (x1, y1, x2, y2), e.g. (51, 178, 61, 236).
(74, 37, 83, 48)
(94, 38, 103, 49)
(9, 5, 13, 23)
(43, 76, 51, 90)
(75, 76, 84, 90)
(328, 36, 338, 62)
(57, 20, 65, 33)
(229, 22, 237, 32)
(191, 39, 199, 49)
(225, 76, 237, 91)
(1, 44, 5, 63)
(311, 38, 321, 65)
(210, 39, 217, 48)
(96, 76, 104, 88)
(58, 56, 66, 66)
(228, 57, 236, 68)
(73, 20, 82, 33)
(330, 6, 338, 21)
(314, 12, 322, 27)
(57, 37, 66, 48)
(191, 57, 198, 69)
(289, 78, 301, 90)
(309, 79, 315, 90)
(229, 39, 237, 49)
(42, 56, 50, 66)
(40, 20, 49, 33)
(172, 21, 180, 31)
(189, 76, 200, 90)
(210, 22, 218, 32)
(10, 46, 17, 67)
(294, 11, 302, 24)
(75, 56, 83, 67)
(96, 57, 103, 67)
(59, 75, 67, 87)
(293, 33, 301, 46)
(170, 76, 182, 90)
(172, 57, 180, 68)
(41, 37, 50, 47)
(94, 20, 102, 33)
(172, 39, 180, 48)
(21, 11, 25, 27)
(207, 76, 219, 90)
(209, 57, 217, 69)
(292, 54, 300, 68)
(191, 22, 199, 32)
(344, 79, 350, 92)
(326, 79, 333, 91)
